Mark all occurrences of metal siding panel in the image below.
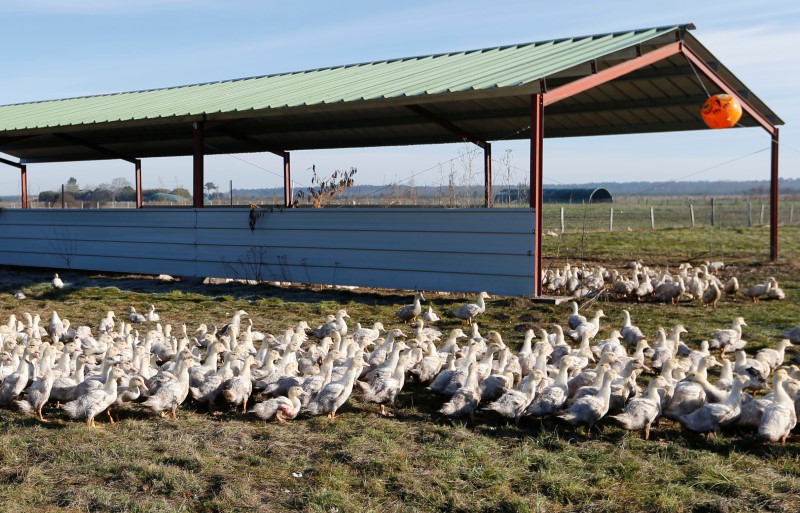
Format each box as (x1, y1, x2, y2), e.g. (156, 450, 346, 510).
(0, 208, 534, 296)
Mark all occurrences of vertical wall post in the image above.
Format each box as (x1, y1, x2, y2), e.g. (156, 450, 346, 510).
(770, 128, 779, 261)
(283, 152, 292, 208)
(135, 159, 142, 208)
(484, 142, 493, 208)
(20, 165, 28, 208)
(530, 93, 544, 297)
(193, 121, 205, 208)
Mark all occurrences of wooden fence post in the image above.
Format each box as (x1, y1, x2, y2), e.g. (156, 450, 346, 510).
(650, 207, 655, 230)
(560, 207, 565, 233)
(791, 205, 795, 224)
(690, 203, 695, 227)
(711, 197, 715, 226)
(609, 207, 614, 232)
(760, 203, 765, 226)
(748, 202, 752, 227)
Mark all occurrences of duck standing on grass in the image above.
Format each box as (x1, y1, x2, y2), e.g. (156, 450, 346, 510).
(451, 291, 490, 326)
(61, 367, 126, 428)
(396, 292, 425, 323)
(610, 375, 666, 440)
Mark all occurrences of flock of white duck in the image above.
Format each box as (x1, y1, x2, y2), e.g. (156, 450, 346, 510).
(0, 270, 798, 445)
(544, 260, 786, 305)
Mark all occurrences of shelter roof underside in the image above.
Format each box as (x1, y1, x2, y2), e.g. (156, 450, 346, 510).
(0, 25, 783, 164)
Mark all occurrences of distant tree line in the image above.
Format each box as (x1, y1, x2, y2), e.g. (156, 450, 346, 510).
(36, 177, 201, 204)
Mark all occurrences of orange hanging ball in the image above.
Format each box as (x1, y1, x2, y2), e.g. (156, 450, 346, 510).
(701, 93, 742, 129)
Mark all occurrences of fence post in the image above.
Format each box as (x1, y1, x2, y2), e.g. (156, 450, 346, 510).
(609, 207, 614, 232)
(791, 205, 795, 224)
(760, 203, 765, 226)
(711, 197, 715, 226)
(690, 203, 695, 228)
(560, 207, 565, 233)
(230, 180, 233, 206)
(748, 202, 752, 227)
(650, 207, 655, 230)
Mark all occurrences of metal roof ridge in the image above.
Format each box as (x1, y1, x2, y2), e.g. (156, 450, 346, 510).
(0, 23, 694, 109)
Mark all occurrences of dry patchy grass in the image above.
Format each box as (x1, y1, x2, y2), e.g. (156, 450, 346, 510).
(0, 227, 799, 512)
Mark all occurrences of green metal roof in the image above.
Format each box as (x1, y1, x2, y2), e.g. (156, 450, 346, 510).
(0, 24, 784, 163)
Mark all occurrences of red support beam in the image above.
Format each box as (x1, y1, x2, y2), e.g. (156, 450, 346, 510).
(20, 165, 28, 208)
(530, 94, 544, 297)
(283, 152, 292, 208)
(484, 143, 492, 208)
(680, 44, 777, 136)
(193, 121, 205, 208)
(544, 41, 682, 107)
(135, 159, 142, 209)
(771, 128, 780, 261)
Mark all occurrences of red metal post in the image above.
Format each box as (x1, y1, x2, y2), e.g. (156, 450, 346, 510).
(193, 121, 204, 208)
(135, 159, 142, 208)
(484, 142, 492, 208)
(283, 152, 292, 208)
(20, 165, 28, 208)
(530, 94, 544, 297)
(770, 128, 780, 261)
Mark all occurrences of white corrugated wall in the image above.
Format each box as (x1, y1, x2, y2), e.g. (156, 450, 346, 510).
(0, 207, 536, 295)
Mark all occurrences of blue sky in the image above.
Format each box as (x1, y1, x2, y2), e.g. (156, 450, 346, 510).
(0, 0, 797, 196)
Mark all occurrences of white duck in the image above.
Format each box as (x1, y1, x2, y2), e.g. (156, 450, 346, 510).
(757, 339, 792, 371)
(252, 385, 303, 423)
(757, 369, 797, 444)
(128, 307, 146, 324)
(525, 358, 572, 418)
(422, 306, 440, 323)
(557, 369, 618, 432)
(677, 377, 745, 435)
(142, 350, 195, 419)
(483, 369, 546, 425)
(710, 317, 747, 355)
(567, 301, 586, 330)
(620, 310, 645, 345)
(61, 366, 126, 427)
(396, 291, 425, 323)
(567, 310, 605, 341)
(450, 291, 490, 326)
(51, 273, 64, 290)
(356, 352, 412, 416)
(439, 362, 481, 420)
(610, 375, 667, 440)
(306, 356, 363, 420)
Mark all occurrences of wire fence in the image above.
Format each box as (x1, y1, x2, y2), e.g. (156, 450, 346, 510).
(2, 196, 798, 231)
(540, 197, 800, 233)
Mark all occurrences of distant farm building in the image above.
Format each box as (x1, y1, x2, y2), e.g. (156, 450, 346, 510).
(494, 188, 613, 204)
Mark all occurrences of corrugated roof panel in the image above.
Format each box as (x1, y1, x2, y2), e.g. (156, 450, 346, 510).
(0, 25, 688, 132)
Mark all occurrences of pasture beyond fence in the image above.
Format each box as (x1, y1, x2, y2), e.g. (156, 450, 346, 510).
(2, 196, 798, 234)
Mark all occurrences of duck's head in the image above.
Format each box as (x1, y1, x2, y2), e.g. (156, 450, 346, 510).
(287, 386, 303, 399)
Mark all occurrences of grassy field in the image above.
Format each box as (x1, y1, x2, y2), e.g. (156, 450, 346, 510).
(0, 226, 799, 513)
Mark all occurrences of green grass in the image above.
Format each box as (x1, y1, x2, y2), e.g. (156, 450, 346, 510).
(1, 226, 799, 512)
